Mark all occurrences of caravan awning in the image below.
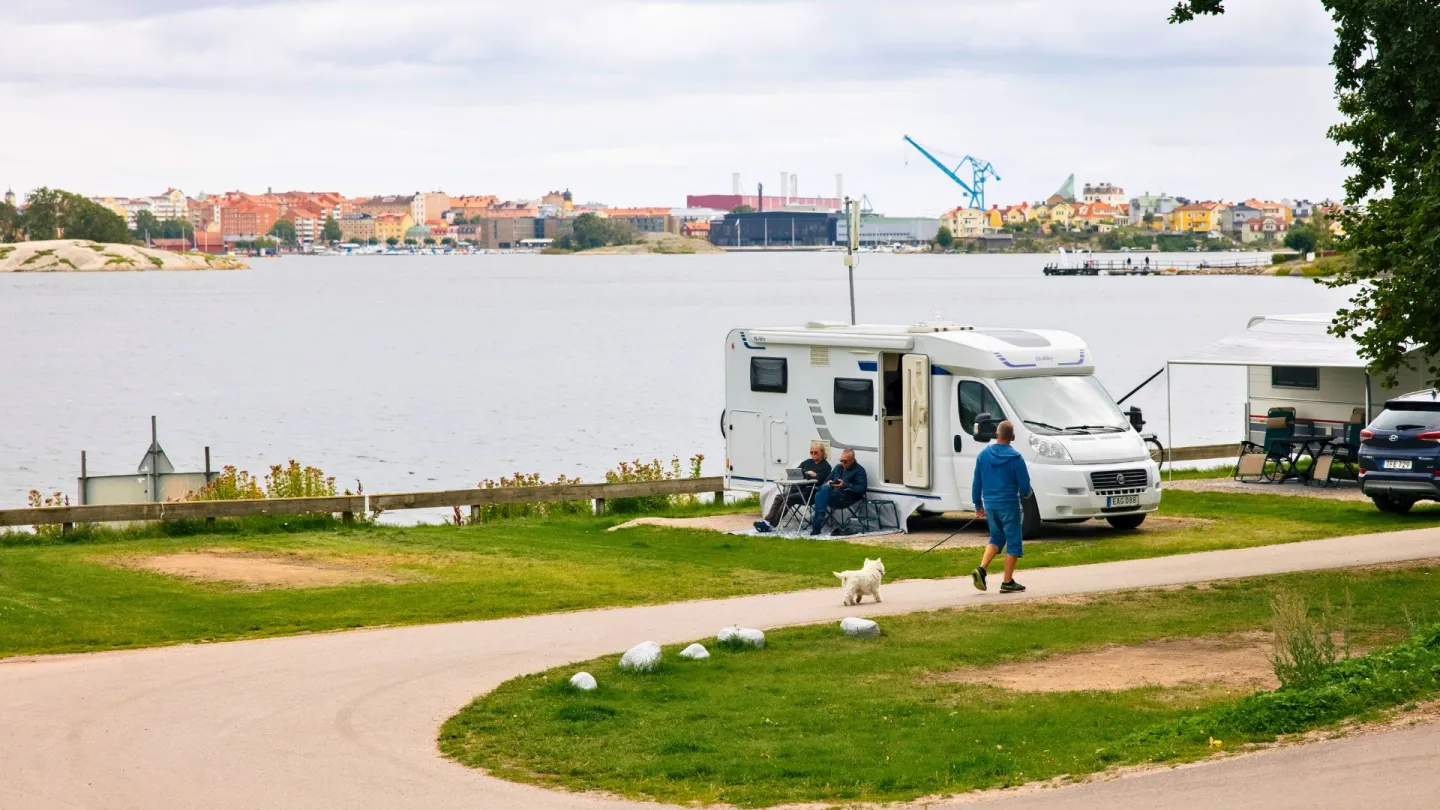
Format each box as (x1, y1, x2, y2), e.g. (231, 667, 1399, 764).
(1169, 314, 1368, 369)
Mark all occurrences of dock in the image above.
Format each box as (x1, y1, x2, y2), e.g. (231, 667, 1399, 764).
(1043, 257, 1272, 276)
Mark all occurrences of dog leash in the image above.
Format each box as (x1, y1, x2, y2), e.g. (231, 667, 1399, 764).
(884, 515, 981, 576)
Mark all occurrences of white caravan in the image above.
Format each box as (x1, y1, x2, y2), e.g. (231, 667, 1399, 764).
(722, 321, 1161, 535)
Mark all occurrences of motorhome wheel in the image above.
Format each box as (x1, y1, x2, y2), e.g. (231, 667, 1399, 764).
(1106, 514, 1146, 530)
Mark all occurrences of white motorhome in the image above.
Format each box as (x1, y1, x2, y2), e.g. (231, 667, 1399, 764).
(723, 321, 1161, 535)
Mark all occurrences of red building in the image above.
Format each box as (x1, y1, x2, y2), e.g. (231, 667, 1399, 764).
(220, 200, 279, 239)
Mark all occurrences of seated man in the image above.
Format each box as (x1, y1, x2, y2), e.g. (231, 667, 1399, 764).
(810, 448, 868, 535)
(755, 443, 831, 533)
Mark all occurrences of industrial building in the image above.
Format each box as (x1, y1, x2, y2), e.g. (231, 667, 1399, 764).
(836, 217, 940, 246)
(708, 211, 838, 248)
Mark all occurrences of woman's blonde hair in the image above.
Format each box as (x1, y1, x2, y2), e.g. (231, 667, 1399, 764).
(810, 442, 829, 461)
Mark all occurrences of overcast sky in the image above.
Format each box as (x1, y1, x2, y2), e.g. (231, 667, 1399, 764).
(1, 0, 1343, 214)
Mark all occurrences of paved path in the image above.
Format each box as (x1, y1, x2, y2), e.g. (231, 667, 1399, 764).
(4, 528, 1440, 810)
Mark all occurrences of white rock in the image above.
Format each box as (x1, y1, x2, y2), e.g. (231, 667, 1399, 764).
(840, 617, 880, 638)
(678, 643, 710, 660)
(718, 626, 765, 648)
(619, 641, 663, 672)
(569, 671, 598, 691)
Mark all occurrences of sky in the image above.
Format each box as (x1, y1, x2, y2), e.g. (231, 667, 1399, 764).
(1, 0, 1345, 215)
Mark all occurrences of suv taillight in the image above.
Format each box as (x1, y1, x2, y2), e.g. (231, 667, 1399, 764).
(1360, 428, 1376, 440)
(1418, 430, 1440, 441)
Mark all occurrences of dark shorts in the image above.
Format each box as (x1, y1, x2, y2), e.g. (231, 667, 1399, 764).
(986, 504, 1023, 557)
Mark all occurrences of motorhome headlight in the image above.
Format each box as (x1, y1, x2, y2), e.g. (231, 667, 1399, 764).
(1028, 434, 1073, 463)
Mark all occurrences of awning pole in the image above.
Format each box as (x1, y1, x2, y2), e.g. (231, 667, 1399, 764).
(1166, 362, 1173, 483)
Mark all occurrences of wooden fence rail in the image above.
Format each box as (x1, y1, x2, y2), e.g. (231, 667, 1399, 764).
(1, 443, 1247, 531)
(0, 476, 726, 529)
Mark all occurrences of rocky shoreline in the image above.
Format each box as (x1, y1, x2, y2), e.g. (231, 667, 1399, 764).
(0, 240, 248, 272)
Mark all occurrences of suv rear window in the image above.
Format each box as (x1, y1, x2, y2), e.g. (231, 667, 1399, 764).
(1372, 404, 1440, 431)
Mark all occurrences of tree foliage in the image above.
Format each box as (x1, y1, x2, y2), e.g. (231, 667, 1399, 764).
(269, 219, 297, 245)
(322, 216, 342, 242)
(133, 209, 161, 238)
(1176, 1, 1440, 385)
(933, 225, 954, 248)
(17, 187, 132, 243)
(730, 204, 756, 214)
(553, 213, 641, 251)
(0, 201, 23, 242)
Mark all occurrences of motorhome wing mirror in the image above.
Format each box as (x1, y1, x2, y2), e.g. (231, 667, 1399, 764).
(974, 412, 998, 443)
(1125, 406, 1145, 432)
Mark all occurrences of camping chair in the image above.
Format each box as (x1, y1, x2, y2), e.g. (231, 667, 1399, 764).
(774, 484, 816, 532)
(827, 497, 901, 535)
(1233, 407, 1296, 482)
(1312, 408, 1366, 487)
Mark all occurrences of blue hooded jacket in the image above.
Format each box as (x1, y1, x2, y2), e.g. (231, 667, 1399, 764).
(972, 442, 1032, 511)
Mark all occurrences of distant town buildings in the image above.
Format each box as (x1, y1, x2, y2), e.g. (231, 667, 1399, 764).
(1081, 183, 1126, 207)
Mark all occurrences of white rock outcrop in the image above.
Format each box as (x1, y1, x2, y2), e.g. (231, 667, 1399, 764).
(0, 240, 246, 272)
(678, 643, 710, 660)
(569, 671, 598, 691)
(717, 626, 765, 648)
(840, 617, 880, 638)
(618, 641, 663, 672)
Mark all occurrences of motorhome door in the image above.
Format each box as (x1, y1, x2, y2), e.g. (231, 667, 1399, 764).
(953, 378, 1005, 508)
(726, 410, 765, 482)
(902, 354, 930, 488)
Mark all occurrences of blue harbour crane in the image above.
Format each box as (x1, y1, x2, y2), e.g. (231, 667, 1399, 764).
(902, 135, 1000, 211)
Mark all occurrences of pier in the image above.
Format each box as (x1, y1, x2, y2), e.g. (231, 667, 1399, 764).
(1043, 257, 1272, 276)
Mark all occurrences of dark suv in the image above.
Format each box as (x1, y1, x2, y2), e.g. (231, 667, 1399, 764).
(1359, 389, 1440, 513)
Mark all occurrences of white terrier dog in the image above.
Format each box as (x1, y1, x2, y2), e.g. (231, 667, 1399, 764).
(834, 557, 884, 606)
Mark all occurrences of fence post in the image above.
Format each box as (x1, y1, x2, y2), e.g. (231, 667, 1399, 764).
(593, 498, 605, 516)
(470, 505, 481, 524)
(62, 522, 73, 535)
(342, 511, 355, 525)
(713, 490, 724, 505)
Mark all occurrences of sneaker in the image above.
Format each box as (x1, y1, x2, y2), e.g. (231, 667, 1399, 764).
(999, 580, 1026, 594)
(753, 520, 772, 533)
(971, 567, 988, 592)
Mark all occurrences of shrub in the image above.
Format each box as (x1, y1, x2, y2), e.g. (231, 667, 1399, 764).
(1274, 267, 1291, 276)
(26, 489, 71, 537)
(1271, 252, 1300, 264)
(474, 472, 588, 522)
(187, 460, 337, 501)
(603, 455, 704, 514)
(1270, 590, 1350, 688)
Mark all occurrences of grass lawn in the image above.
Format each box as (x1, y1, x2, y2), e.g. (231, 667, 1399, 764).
(440, 564, 1440, 807)
(1, 492, 1436, 659)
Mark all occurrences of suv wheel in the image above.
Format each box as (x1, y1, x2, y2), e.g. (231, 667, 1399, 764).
(1106, 513, 1147, 530)
(1372, 494, 1416, 514)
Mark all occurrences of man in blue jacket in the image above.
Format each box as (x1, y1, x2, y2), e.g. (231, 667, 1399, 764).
(971, 420, 1033, 593)
(810, 448, 867, 535)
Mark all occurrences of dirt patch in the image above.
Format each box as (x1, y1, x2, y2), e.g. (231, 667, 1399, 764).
(114, 550, 404, 590)
(934, 632, 1279, 692)
(1164, 477, 1368, 501)
(609, 514, 753, 533)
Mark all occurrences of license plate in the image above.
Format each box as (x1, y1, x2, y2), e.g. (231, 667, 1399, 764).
(1383, 459, 1414, 470)
(1107, 495, 1139, 507)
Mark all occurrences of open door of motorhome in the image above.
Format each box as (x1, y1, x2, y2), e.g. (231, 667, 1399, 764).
(902, 353, 930, 488)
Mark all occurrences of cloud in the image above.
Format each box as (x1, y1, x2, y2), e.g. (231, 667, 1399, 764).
(0, 0, 1345, 210)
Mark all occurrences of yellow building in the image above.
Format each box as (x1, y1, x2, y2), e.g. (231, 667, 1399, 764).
(1168, 202, 1226, 233)
(1045, 201, 1073, 230)
(374, 212, 415, 243)
(941, 206, 986, 238)
(984, 207, 1003, 230)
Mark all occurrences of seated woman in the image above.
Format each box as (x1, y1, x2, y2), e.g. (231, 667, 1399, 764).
(754, 443, 831, 532)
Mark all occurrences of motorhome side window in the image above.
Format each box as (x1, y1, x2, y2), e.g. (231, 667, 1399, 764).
(1271, 366, 1319, 389)
(833, 378, 874, 416)
(750, 357, 787, 393)
(958, 381, 1003, 434)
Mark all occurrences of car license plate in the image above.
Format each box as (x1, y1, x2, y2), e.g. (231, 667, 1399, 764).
(1383, 459, 1414, 470)
(1107, 495, 1139, 507)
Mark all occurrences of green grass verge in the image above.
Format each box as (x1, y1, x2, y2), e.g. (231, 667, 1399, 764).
(440, 564, 1440, 807)
(1, 491, 1435, 659)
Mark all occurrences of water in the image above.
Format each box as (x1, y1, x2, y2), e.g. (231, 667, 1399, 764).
(0, 253, 1352, 515)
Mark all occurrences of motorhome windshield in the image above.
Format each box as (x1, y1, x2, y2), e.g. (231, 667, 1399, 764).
(996, 376, 1128, 435)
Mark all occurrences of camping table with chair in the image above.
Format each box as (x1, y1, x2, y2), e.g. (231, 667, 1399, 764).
(1276, 435, 1336, 483)
(772, 480, 819, 532)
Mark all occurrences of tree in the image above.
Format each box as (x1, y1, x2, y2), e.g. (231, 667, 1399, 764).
(0, 201, 20, 242)
(269, 219, 297, 246)
(933, 225, 954, 248)
(553, 213, 641, 251)
(18, 188, 131, 243)
(1283, 224, 1319, 255)
(368, 237, 379, 245)
(423, 237, 436, 245)
(322, 216, 342, 242)
(730, 204, 756, 214)
(403, 237, 417, 246)
(441, 237, 454, 246)
(132, 209, 161, 240)
(159, 218, 193, 239)
(1173, 2, 1440, 385)
(386, 237, 399, 247)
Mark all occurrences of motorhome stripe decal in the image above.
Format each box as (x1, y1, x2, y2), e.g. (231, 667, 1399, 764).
(858, 361, 878, 371)
(731, 475, 766, 482)
(870, 489, 943, 500)
(932, 366, 952, 375)
(808, 396, 876, 450)
(814, 417, 826, 425)
(739, 331, 766, 350)
(1059, 350, 1087, 367)
(993, 352, 1037, 369)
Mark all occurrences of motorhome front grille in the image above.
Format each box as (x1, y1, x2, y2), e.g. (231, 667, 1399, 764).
(1089, 469, 1148, 491)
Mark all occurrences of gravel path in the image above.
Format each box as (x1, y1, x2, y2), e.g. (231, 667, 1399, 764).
(1163, 477, 1369, 501)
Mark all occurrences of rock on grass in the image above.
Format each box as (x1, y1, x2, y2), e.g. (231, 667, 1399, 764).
(619, 641, 662, 672)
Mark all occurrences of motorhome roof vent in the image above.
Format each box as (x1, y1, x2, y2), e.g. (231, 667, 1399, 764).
(805, 320, 849, 329)
(908, 321, 974, 333)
